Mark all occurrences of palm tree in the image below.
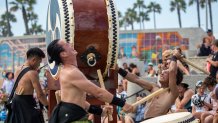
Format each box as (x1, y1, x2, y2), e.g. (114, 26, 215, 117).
(0, 20, 8, 37)
(5, 0, 12, 36)
(125, 8, 137, 30)
(170, 0, 187, 28)
(133, 0, 145, 29)
(140, 11, 150, 29)
(207, 0, 217, 32)
(118, 11, 124, 29)
(147, 2, 162, 29)
(30, 22, 44, 35)
(10, 0, 36, 35)
(28, 11, 38, 25)
(189, 0, 201, 27)
(0, 12, 17, 36)
(199, 0, 217, 31)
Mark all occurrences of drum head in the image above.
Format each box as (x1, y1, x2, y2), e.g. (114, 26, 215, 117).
(46, 0, 119, 79)
(141, 112, 198, 123)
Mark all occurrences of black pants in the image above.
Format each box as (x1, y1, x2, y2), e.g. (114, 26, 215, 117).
(49, 102, 87, 123)
(8, 95, 44, 123)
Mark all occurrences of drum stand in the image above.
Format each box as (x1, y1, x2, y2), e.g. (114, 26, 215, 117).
(47, 69, 118, 123)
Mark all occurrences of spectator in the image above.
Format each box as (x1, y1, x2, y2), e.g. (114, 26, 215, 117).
(206, 39, 218, 78)
(191, 80, 212, 119)
(1, 72, 14, 96)
(147, 62, 156, 77)
(124, 93, 147, 123)
(134, 93, 146, 123)
(207, 29, 216, 43)
(197, 37, 212, 56)
(175, 83, 194, 112)
(122, 63, 130, 72)
(116, 83, 127, 123)
(201, 76, 218, 123)
(129, 63, 140, 76)
(213, 85, 218, 123)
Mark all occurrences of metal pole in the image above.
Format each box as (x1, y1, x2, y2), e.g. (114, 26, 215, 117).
(12, 48, 14, 72)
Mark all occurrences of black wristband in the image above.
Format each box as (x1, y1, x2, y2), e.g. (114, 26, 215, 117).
(171, 56, 177, 62)
(118, 68, 128, 77)
(88, 105, 103, 115)
(110, 96, 126, 107)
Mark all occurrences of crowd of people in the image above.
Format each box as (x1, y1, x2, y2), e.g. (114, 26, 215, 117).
(0, 31, 217, 123)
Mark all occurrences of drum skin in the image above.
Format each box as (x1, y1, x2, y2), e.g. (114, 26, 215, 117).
(46, 0, 119, 78)
(140, 112, 199, 123)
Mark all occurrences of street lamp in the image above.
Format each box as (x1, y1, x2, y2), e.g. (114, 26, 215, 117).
(155, 35, 162, 65)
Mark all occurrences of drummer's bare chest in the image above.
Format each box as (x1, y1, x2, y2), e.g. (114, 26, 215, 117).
(150, 92, 174, 109)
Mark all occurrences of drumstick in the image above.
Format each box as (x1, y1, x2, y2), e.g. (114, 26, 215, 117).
(132, 88, 169, 107)
(97, 69, 113, 121)
(164, 50, 210, 75)
(181, 57, 210, 75)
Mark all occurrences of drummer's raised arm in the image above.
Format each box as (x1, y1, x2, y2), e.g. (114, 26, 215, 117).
(117, 66, 154, 92)
(169, 51, 183, 95)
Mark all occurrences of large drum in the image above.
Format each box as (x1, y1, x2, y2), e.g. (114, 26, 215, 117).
(141, 112, 199, 123)
(46, 0, 119, 79)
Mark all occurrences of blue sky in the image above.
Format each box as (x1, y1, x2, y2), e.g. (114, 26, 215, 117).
(0, 0, 218, 37)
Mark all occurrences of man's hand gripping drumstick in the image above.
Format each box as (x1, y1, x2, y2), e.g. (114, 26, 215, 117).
(164, 49, 210, 75)
(97, 69, 113, 121)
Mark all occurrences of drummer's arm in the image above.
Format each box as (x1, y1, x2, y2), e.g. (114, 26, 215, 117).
(118, 67, 153, 92)
(169, 57, 179, 96)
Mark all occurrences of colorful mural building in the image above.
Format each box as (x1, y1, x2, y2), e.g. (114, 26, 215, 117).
(0, 27, 206, 73)
(119, 28, 207, 64)
(0, 35, 46, 72)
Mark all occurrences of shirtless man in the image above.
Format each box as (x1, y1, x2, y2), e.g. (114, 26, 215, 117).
(8, 47, 48, 123)
(117, 50, 183, 119)
(47, 39, 133, 123)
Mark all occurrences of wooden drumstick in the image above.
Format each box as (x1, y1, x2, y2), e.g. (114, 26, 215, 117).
(132, 88, 169, 107)
(181, 57, 210, 75)
(164, 49, 210, 75)
(97, 69, 113, 121)
(121, 88, 169, 114)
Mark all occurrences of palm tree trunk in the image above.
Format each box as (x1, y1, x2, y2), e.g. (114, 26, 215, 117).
(177, 7, 182, 28)
(5, 0, 12, 36)
(139, 7, 141, 29)
(153, 10, 156, 29)
(196, 0, 201, 27)
(131, 23, 134, 30)
(208, 0, 213, 32)
(142, 20, 145, 29)
(22, 5, 30, 35)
